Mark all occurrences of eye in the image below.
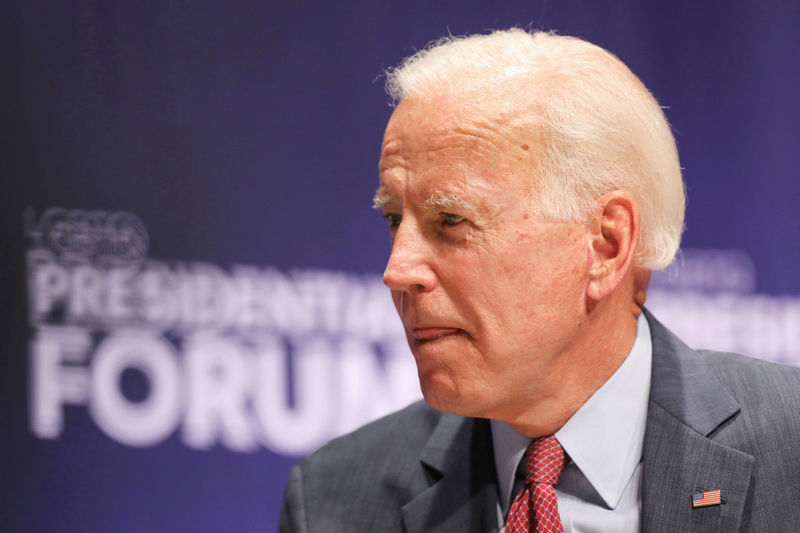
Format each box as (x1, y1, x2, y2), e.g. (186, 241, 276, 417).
(442, 213, 465, 226)
(382, 213, 401, 229)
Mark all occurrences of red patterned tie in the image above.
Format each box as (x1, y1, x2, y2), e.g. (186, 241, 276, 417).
(505, 436, 566, 533)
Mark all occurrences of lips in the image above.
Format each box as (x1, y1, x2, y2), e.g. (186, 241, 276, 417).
(411, 327, 460, 342)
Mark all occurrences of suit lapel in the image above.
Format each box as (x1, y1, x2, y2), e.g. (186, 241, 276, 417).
(402, 413, 499, 533)
(641, 310, 754, 532)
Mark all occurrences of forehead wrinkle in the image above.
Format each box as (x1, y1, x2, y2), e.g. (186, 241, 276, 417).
(379, 150, 408, 175)
(449, 122, 509, 156)
(382, 105, 518, 176)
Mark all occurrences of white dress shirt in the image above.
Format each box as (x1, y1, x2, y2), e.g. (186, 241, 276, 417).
(492, 313, 652, 532)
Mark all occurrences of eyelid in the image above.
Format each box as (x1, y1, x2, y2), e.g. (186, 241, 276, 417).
(441, 212, 466, 226)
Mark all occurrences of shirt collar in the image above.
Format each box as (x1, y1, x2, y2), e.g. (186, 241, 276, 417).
(491, 313, 652, 511)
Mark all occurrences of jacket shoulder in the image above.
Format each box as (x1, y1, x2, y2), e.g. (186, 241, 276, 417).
(308, 399, 441, 464)
(698, 349, 800, 430)
(280, 401, 443, 532)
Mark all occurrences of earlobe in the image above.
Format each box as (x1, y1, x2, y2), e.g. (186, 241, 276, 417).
(586, 191, 639, 301)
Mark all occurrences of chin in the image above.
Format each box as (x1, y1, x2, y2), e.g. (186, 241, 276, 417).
(419, 374, 482, 418)
(419, 373, 454, 411)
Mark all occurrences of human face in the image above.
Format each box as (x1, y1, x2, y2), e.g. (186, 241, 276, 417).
(377, 95, 595, 423)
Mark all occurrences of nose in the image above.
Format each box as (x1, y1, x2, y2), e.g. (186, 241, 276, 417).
(382, 222, 437, 293)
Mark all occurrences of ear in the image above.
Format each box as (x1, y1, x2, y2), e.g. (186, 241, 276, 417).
(586, 191, 640, 301)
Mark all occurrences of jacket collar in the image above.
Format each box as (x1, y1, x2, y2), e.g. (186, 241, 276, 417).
(645, 308, 741, 436)
(402, 413, 499, 533)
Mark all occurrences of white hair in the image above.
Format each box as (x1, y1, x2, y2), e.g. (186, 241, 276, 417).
(385, 29, 685, 270)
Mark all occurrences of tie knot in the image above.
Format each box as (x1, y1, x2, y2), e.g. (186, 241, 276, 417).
(525, 436, 566, 486)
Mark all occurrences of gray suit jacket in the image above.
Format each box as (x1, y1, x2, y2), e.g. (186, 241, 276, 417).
(280, 311, 800, 532)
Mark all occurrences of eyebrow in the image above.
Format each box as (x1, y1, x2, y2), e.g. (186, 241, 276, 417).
(424, 192, 475, 210)
(372, 193, 391, 209)
(372, 191, 477, 211)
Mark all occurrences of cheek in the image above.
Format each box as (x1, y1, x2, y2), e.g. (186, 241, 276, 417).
(504, 238, 590, 314)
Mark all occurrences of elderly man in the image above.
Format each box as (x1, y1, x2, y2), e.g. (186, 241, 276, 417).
(280, 29, 800, 532)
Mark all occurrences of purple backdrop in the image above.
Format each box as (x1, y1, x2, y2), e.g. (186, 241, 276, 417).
(2, 1, 799, 531)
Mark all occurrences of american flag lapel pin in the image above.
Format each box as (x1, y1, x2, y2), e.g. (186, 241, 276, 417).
(692, 488, 723, 508)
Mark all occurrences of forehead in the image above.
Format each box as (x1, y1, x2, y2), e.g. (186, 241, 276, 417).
(382, 94, 521, 156)
(378, 95, 542, 199)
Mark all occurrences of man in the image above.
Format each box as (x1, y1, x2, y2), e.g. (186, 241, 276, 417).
(280, 29, 800, 532)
